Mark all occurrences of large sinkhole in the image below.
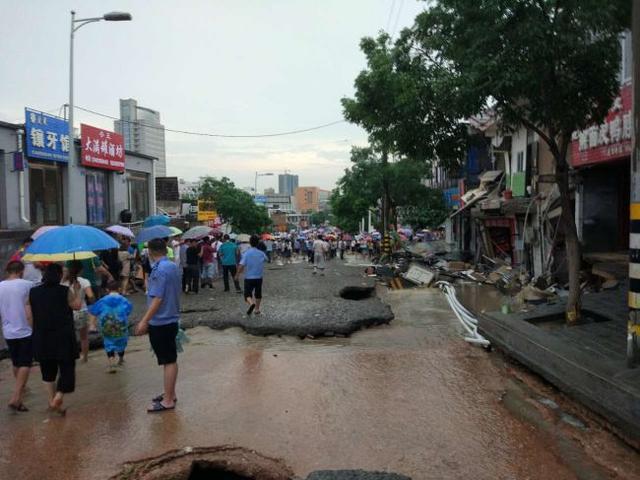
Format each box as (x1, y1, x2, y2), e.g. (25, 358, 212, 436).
(110, 446, 294, 480)
(339, 286, 374, 300)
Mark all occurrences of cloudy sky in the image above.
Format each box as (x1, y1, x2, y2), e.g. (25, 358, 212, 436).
(1, 0, 424, 192)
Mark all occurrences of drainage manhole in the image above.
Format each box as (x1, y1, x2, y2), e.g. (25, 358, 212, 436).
(110, 446, 294, 480)
(339, 286, 374, 300)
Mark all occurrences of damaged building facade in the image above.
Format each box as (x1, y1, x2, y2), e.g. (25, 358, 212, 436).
(433, 32, 632, 285)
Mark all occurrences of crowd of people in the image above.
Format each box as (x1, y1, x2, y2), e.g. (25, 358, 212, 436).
(0, 229, 276, 415)
(0, 224, 422, 416)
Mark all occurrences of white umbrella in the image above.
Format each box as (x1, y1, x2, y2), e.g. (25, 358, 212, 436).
(106, 225, 135, 238)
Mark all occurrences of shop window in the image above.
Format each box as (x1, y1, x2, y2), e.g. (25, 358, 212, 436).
(86, 171, 109, 225)
(29, 163, 62, 225)
(516, 151, 525, 172)
(127, 173, 149, 221)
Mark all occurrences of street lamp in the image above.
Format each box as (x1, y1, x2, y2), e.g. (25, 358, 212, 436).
(254, 172, 274, 196)
(67, 10, 132, 223)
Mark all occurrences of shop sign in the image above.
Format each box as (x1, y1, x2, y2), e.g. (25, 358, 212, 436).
(443, 187, 460, 209)
(571, 83, 632, 167)
(81, 124, 125, 171)
(254, 195, 267, 205)
(24, 107, 70, 163)
(197, 200, 217, 221)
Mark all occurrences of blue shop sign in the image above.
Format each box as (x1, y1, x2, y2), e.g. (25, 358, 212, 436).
(254, 195, 267, 205)
(443, 187, 461, 209)
(25, 107, 70, 163)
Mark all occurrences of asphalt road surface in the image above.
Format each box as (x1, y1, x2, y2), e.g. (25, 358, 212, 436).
(0, 257, 638, 479)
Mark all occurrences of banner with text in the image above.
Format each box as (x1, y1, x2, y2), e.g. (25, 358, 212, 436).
(25, 107, 70, 163)
(571, 83, 632, 167)
(81, 124, 125, 171)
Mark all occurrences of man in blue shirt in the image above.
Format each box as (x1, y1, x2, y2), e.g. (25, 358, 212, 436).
(218, 234, 242, 293)
(135, 238, 181, 413)
(236, 234, 268, 315)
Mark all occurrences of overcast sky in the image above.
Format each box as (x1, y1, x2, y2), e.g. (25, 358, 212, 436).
(1, 0, 424, 192)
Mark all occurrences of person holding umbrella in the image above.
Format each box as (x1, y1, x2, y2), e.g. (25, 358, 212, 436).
(29, 263, 82, 415)
(135, 238, 181, 413)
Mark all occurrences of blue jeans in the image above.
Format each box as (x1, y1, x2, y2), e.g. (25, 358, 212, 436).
(201, 262, 216, 280)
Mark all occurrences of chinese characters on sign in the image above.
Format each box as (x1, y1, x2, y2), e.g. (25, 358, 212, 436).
(197, 200, 217, 221)
(80, 124, 125, 172)
(571, 84, 632, 167)
(25, 107, 70, 163)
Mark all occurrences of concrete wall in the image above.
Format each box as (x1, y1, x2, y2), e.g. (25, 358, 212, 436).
(0, 124, 30, 230)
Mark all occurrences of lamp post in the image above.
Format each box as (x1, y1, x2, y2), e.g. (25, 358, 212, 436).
(67, 10, 131, 224)
(254, 172, 274, 196)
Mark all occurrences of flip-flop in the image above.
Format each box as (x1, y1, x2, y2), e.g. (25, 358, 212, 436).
(246, 303, 256, 315)
(147, 401, 175, 413)
(8, 403, 29, 412)
(151, 394, 178, 403)
(254, 311, 262, 315)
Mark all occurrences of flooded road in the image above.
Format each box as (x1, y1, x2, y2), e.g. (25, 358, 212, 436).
(0, 266, 638, 479)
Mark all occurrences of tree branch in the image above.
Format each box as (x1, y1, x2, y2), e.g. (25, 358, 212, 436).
(519, 117, 554, 149)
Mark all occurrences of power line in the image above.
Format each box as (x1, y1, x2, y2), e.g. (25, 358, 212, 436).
(386, 0, 397, 32)
(74, 105, 345, 139)
(390, 0, 405, 38)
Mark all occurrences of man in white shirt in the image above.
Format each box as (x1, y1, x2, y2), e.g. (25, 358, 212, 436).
(312, 235, 330, 276)
(0, 261, 33, 412)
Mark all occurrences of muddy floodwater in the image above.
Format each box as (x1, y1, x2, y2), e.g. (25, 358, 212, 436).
(1, 284, 638, 479)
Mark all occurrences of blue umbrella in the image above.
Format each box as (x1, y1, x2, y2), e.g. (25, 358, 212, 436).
(143, 214, 170, 227)
(23, 224, 119, 261)
(136, 225, 174, 243)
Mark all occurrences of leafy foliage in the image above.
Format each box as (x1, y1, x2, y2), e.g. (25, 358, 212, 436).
(330, 147, 447, 231)
(309, 210, 332, 227)
(198, 176, 271, 233)
(342, 32, 468, 166)
(410, 0, 630, 316)
(414, 0, 630, 157)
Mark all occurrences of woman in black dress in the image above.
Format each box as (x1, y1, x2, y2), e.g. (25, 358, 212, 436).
(29, 263, 81, 415)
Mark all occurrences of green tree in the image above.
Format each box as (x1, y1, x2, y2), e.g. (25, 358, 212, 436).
(331, 147, 447, 232)
(397, 188, 448, 230)
(309, 210, 331, 227)
(412, 0, 630, 321)
(198, 176, 271, 233)
(341, 32, 468, 232)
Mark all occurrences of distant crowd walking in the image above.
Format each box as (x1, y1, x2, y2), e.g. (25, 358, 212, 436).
(0, 223, 371, 416)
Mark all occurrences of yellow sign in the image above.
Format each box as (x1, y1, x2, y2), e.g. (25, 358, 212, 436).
(197, 200, 217, 221)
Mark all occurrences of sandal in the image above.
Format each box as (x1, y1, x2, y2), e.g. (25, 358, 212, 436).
(246, 303, 256, 315)
(147, 401, 175, 413)
(152, 394, 178, 403)
(8, 403, 29, 412)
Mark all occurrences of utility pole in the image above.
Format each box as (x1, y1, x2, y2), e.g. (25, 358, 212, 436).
(629, 0, 640, 368)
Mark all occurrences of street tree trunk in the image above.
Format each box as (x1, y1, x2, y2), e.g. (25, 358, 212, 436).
(557, 169, 581, 323)
(554, 146, 581, 324)
(524, 120, 581, 324)
(382, 150, 390, 234)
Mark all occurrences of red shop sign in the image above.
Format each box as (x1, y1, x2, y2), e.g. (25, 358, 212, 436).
(81, 124, 125, 172)
(570, 83, 632, 167)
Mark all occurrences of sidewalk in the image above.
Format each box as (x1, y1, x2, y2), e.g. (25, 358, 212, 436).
(458, 283, 640, 442)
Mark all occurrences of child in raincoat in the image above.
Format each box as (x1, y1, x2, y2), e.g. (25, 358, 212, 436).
(89, 280, 133, 373)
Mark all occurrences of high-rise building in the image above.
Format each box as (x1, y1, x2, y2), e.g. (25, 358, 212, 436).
(278, 173, 299, 196)
(115, 98, 167, 177)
